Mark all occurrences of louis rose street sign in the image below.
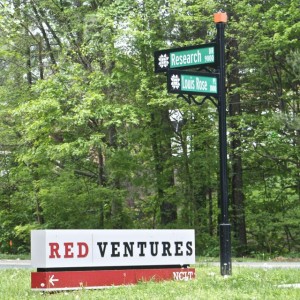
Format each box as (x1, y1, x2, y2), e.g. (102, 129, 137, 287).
(167, 70, 218, 96)
(154, 43, 216, 73)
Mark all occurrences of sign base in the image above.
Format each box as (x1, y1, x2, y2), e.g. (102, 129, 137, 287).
(31, 268, 196, 291)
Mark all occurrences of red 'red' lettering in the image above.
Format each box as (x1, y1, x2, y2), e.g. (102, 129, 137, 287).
(77, 242, 89, 258)
(64, 242, 74, 258)
(49, 242, 61, 258)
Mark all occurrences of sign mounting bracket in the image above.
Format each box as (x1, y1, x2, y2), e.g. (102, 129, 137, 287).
(177, 94, 218, 108)
(195, 66, 216, 73)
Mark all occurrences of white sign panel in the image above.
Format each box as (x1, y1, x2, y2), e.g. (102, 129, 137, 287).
(31, 230, 195, 268)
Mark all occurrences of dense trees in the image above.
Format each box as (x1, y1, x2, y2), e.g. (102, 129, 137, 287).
(0, 0, 299, 256)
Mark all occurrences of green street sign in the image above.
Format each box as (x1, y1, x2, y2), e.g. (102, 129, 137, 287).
(167, 70, 219, 96)
(154, 43, 216, 73)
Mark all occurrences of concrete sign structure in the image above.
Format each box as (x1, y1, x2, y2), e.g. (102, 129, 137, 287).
(31, 229, 195, 291)
(31, 268, 195, 291)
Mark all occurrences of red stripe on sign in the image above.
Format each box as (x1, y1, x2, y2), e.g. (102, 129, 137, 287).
(31, 268, 195, 291)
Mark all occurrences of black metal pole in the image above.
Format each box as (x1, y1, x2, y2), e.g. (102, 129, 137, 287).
(215, 12, 232, 276)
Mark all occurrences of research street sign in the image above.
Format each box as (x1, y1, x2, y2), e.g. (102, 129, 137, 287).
(154, 43, 216, 73)
(167, 70, 218, 96)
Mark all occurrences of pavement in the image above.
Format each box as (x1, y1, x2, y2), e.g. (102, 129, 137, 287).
(199, 261, 300, 269)
(1, 259, 300, 269)
(0, 259, 31, 269)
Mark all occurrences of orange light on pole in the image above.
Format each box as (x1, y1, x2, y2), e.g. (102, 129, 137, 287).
(214, 12, 228, 24)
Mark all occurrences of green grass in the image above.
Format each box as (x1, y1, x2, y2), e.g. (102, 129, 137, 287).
(1, 266, 300, 300)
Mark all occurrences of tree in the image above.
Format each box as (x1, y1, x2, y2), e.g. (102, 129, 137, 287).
(0, 0, 299, 256)
(232, 0, 300, 254)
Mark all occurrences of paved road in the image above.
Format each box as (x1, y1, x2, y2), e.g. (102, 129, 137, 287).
(0, 260, 31, 269)
(200, 261, 300, 269)
(1, 260, 300, 269)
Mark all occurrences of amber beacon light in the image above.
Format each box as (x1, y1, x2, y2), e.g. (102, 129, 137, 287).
(214, 11, 228, 23)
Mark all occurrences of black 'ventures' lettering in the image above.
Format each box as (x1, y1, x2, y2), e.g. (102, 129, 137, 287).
(150, 242, 158, 256)
(97, 242, 108, 257)
(137, 242, 147, 256)
(111, 242, 120, 257)
(174, 241, 183, 256)
(123, 242, 134, 257)
(162, 242, 172, 256)
(186, 241, 193, 256)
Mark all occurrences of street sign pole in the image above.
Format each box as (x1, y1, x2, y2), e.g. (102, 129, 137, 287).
(214, 11, 232, 276)
(154, 10, 232, 277)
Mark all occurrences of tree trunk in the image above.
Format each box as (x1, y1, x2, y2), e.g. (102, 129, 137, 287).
(97, 146, 106, 228)
(228, 37, 247, 255)
(208, 187, 214, 236)
(151, 109, 177, 227)
(108, 124, 124, 229)
(26, 46, 32, 85)
(38, 36, 44, 80)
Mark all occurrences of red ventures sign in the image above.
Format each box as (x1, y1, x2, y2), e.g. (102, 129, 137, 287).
(31, 230, 195, 268)
(31, 230, 195, 290)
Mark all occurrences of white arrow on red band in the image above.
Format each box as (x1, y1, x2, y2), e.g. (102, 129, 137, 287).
(49, 275, 59, 286)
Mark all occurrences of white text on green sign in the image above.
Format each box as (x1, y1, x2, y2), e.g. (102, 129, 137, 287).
(181, 74, 217, 94)
(154, 43, 216, 73)
(170, 47, 214, 68)
(169, 72, 218, 95)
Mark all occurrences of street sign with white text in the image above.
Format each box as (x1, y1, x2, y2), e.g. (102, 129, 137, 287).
(167, 70, 218, 96)
(154, 43, 216, 73)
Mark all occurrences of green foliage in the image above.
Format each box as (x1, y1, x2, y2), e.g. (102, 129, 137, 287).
(0, 0, 299, 257)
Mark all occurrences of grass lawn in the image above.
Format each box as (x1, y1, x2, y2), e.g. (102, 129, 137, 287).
(1, 266, 300, 299)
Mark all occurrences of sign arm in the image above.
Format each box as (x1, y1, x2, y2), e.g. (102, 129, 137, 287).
(177, 94, 192, 104)
(192, 95, 218, 108)
(196, 66, 215, 73)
